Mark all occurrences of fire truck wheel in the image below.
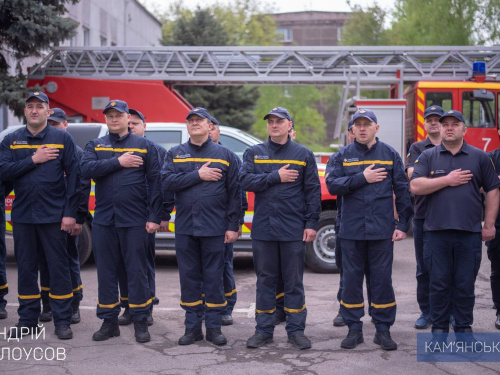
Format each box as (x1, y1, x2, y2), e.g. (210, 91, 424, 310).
(305, 210, 339, 274)
(77, 222, 93, 266)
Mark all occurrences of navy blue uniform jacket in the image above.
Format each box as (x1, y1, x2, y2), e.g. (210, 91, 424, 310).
(239, 137, 321, 241)
(75, 145, 91, 225)
(81, 131, 162, 227)
(0, 125, 81, 224)
(162, 137, 241, 236)
(326, 138, 412, 240)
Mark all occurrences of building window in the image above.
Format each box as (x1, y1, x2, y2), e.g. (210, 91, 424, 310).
(83, 27, 90, 46)
(100, 36, 107, 46)
(277, 28, 292, 42)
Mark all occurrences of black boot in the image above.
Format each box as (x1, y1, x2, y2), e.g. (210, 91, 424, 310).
(134, 318, 151, 343)
(246, 332, 273, 348)
(55, 325, 73, 340)
(92, 319, 120, 341)
(206, 328, 227, 346)
(39, 305, 53, 322)
(0, 306, 7, 319)
(374, 330, 397, 351)
(333, 310, 346, 327)
(146, 305, 154, 326)
(118, 307, 133, 326)
(71, 301, 81, 324)
(495, 313, 500, 330)
(341, 329, 363, 349)
(178, 328, 204, 345)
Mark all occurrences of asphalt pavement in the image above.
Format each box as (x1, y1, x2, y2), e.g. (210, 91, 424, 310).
(0, 234, 499, 374)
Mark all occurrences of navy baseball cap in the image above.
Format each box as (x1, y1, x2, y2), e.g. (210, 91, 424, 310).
(439, 109, 465, 123)
(424, 105, 444, 118)
(26, 91, 49, 105)
(186, 107, 211, 120)
(210, 115, 219, 126)
(103, 99, 129, 114)
(347, 118, 354, 130)
(129, 108, 145, 122)
(352, 109, 377, 124)
(264, 107, 292, 121)
(48, 108, 67, 122)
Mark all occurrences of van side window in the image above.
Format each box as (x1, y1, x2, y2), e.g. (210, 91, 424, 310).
(425, 92, 453, 111)
(462, 90, 495, 128)
(145, 130, 182, 151)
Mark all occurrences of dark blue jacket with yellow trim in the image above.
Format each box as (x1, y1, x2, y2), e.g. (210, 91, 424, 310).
(149, 141, 174, 222)
(239, 137, 321, 241)
(161, 137, 241, 236)
(0, 125, 81, 224)
(81, 131, 162, 227)
(326, 138, 412, 240)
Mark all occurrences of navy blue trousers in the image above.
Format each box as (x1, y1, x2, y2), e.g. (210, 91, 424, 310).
(176, 234, 226, 329)
(252, 239, 307, 337)
(13, 223, 73, 326)
(0, 211, 7, 309)
(336, 232, 372, 314)
(486, 230, 500, 314)
(222, 242, 237, 314)
(413, 219, 430, 316)
(40, 233, 83, 309)
(119, 232, 158, 308)
(340, 238, 396, 332)
(93, 224, 151, 321)
(424, 230, 482, 330)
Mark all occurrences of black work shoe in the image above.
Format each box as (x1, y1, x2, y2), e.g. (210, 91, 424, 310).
(55, 325, 73, 340)
(0, 306, 7, 319)
(495, 314, 500, 330)
(134, 319, 151, 343)
(118, 307, 133, 326)
(333, 311, 346, 327)
(9, 324, 39, 339)
(221, 315, 233, 326)
(341, 329, 364, 349)
(288, 333, 312, 350)
(206, 328, 227, 346)
(71, 303, 81, 324)
(246, 332, 273, 348)
(374, 330, 397, 351)
(146, 305, 154, 326)
(92, 319, 120, 341)
(178, 329, 204, 345)
(39, 309, 53, 322)
(274, 313, 286, 326)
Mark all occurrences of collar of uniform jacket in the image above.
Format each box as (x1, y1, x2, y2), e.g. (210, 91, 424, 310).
(423, 137, 435, 148)
(353, 137, 380, 152)
(25, 123, 50, 139)
(438, 140, 470, 155)
(188, 136, 213, 150)
(109, 130, 131, 142)
(267, 135, 291, 150)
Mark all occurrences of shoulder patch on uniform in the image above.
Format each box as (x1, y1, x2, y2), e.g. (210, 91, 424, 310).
(254, 155, 269, 160)
(176, 154, 191, 159)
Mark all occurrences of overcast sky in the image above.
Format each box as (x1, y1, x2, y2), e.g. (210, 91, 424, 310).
(140, 0, 396, 15)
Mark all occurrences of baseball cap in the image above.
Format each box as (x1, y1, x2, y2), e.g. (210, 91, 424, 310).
(47, 108, 67, 122)
(210, 115, 219, 126)
(103, 99, 129, 114)
(26, 91, 49, 105)
(186, 107, 211, 120)
(263, 107, 292, 121)
(424, 105, 444, 119)
(129, 108, 145, 122)
(347, 118, 354, 130)
(352, 109, 377, 124)
(439, 109, 465, 123)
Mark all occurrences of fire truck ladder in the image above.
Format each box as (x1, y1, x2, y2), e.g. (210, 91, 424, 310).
(29, 45, 500, 136)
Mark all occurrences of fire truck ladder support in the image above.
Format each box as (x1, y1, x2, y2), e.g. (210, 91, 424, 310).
(28, 45, 500, 136)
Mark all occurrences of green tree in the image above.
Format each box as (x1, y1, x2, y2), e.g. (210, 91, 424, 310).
(340, 2, 390, 46)
(162, 5, 271, 130)
(0, 0, 79, 117)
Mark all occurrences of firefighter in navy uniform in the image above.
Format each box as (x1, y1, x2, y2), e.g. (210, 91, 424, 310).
(82, 99, 162, 343)
(0, 92, 81, 340)
(117, 108, 173, 327)
(411, 110, 500, 337)
(240, 107, 321, 350)
(162, 107, 240, 346)
(326, 109, 413, 351)
(405, 105, 444, 330)
(487, 140, 500, 330)
(39, 108, 91, 325)
(207, 115, 248, 326)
